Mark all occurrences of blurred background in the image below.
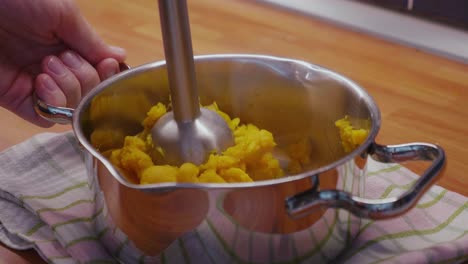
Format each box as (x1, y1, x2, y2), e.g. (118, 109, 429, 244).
(357, 0, 468, 29)
(261, 0, 468, 64)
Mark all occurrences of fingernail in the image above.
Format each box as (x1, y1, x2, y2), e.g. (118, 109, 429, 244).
(48, 57, 67, 76)
(110, 46, 126, 57)
(43, 76, 58, 93)
(62, 51, 83, 69)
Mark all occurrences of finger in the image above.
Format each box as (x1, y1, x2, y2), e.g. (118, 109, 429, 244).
(33, 74, 67, 127)
(56, 0, 126, 64)
(2, 73, 55, 128)
(35, 74, 67, 107)
(41, 55, 81, 108)
(96, 58, 120, 81)
(16, 96, 54, 128)
(60, 51, 100, 96)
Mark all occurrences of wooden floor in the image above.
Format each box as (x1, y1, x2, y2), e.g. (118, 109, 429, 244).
(1, 0, 467, 262)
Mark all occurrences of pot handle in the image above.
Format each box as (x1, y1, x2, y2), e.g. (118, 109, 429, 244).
(34, 97, 75, 124)
(34, 63, 130, 124)
(285, 142, 445, 219)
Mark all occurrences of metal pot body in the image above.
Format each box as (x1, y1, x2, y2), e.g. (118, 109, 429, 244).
(83, 151, 363, 263)
(38, 55, 444, 263)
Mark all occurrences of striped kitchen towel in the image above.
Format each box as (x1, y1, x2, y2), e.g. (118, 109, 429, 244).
(0, 132, 466, 263)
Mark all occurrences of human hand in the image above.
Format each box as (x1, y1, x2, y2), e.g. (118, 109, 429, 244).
(0, 0, 126, 127)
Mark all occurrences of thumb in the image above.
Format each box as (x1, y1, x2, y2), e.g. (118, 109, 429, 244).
(55, 2, 126, 64)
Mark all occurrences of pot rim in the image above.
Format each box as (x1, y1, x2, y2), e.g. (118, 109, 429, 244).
(73, 54, 381, 190)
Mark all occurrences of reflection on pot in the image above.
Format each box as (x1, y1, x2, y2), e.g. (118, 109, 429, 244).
(91, 157, 364, 262)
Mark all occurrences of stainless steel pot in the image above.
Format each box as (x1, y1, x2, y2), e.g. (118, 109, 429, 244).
(36, 54, 445, 263)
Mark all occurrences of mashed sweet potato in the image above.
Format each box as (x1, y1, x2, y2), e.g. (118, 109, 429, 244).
(106, 102, 283, 184)
(93, 102, 368, 184)
(335, 116, 369, 153)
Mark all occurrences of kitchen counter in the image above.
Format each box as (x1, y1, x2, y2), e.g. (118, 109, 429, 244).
(1, 0, 467, 262)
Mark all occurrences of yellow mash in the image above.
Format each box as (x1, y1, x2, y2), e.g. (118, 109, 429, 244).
(95, 102, 368, 184)
(335, 115, 369, 153)
(107, 102, 283, 184)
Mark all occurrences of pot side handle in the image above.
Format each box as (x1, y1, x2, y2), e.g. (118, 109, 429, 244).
(285, 143, 445, 220)
(34, 96, 74, 124)
(34, 63, 130, 124)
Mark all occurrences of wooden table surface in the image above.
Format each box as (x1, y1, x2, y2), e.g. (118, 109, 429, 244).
(1, 0, 467, 262)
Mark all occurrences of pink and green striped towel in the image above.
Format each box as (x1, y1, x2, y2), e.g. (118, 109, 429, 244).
(0, 132, 466, 263)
